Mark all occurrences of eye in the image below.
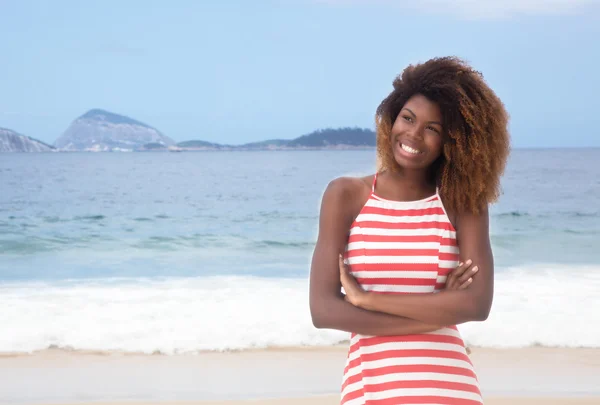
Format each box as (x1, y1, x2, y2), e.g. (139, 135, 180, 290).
(427, 125, 440, 134)
(402, 115, 413, 122)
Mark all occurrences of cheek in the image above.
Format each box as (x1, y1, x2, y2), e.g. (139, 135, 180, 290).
(426, 136, 443, 156)
(391, 119, 408, 134)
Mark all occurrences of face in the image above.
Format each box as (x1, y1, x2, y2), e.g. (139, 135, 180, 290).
(390, 94, 444, 170)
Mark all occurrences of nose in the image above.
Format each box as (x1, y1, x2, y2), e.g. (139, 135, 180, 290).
(406, 125, 425, 140)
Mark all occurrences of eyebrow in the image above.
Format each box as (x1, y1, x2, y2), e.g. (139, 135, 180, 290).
(402, 108, 442, 126)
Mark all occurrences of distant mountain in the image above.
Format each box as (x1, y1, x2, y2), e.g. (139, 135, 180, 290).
(287, 127, 375, 148)
(176, 140, 227, 149)
(176, 128, 375, 151)
(139, 142, 168, 151)
(54, 109, 175, 151)
(240, 139, 289, 149)
(0, 127, 55, 152)
(7, 112, 374, 152)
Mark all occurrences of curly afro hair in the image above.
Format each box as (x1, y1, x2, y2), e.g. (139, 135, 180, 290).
(376, 56, 510, 215)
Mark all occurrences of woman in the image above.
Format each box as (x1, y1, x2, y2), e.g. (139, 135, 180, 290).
(309, 56, 510, 404)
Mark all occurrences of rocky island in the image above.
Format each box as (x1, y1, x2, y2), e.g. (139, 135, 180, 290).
(54, 109, 175, 152)
(172, 128, 376, 151)
(2, 108, 376, 152)
(0, 128, 55, 152)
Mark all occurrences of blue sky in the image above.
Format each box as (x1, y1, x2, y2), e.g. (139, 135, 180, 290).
(1, 0, 599, 147)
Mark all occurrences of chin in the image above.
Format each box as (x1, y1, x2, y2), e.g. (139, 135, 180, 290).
(393, 153, 430, 170)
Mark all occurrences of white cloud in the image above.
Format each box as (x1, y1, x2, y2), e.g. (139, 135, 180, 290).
(314, 0, 599, 19)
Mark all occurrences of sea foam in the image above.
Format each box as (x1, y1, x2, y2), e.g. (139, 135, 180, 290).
(1, 264, 598, 354)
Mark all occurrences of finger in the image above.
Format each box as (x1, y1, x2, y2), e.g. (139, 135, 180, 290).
(457, 265, 479, 285)
(446, 260, 469, 287)
(447, 260, 472, 287)
(448, 260, 468, 280)
(339, 256, 351, 286)
(459, 277, 473, 289)
(453, 259, 473, 277)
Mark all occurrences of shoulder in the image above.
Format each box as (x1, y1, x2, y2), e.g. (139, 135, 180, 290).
(324, 175, 372, 199)
(454, 204, 490, 235)
(437, 191, 490, 227)
(438, 193, 458, 230)
(320, 175, 373, 222)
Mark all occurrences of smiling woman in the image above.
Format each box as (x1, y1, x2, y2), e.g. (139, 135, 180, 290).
(309, 56, 510, 405)
(389, 94, 444, 172)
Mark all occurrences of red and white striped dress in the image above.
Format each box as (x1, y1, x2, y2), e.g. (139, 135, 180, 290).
(341, 173, 483, 405)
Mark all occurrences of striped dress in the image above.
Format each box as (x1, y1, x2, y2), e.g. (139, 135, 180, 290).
(341, 173, 483, 405)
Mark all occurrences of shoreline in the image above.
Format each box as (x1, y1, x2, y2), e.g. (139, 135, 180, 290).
(0, 344, 350, 358)
(23, 399, 600, 405)
(1, 346, 599, 404)
(1, 342, 596, 358)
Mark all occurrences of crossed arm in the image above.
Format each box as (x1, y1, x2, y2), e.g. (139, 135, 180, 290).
(340, 209, 494, 325)
(308, 178, 494, 336)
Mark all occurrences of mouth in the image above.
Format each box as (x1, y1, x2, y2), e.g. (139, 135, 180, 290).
(398, 141, 423, 155)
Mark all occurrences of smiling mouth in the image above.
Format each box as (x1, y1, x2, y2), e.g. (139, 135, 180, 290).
(400, 143, 422, 155)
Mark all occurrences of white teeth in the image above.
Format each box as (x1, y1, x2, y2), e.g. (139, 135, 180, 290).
(401, 143, 421, 154)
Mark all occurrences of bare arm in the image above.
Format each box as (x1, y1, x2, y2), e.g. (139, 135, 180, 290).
(309, 178, 444, 336)
(350, 206, 494, 325)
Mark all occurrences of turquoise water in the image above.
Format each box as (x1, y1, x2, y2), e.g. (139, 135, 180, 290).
(1, 149, 599, 352)
(2, 149, 599, 280)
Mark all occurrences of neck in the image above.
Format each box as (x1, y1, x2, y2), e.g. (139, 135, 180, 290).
(387, 167, 434, 189)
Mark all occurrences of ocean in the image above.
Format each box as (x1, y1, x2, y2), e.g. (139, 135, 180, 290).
(1, 149, 599, 353)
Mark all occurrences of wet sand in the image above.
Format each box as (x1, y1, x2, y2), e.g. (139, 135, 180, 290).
(2, 346, 598, 405)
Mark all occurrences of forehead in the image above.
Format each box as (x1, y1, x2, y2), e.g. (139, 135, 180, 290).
(403, 94, 442, 118)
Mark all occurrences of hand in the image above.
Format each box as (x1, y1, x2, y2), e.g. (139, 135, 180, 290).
(339, 254, 368, 307)
(445, 259, 479, 290)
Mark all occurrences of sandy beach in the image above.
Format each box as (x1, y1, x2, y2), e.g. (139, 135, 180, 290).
(2, 346, 599, 405)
